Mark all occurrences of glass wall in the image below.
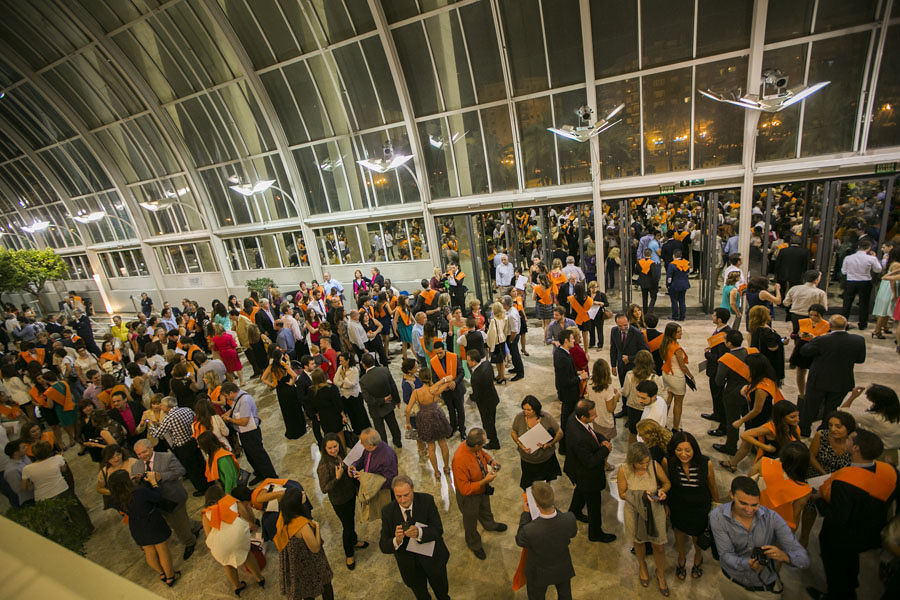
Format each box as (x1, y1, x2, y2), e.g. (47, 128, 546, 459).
(98, 248, 149, 278)
(314, 217, 429, 265)
(62, 254, 93, 280)
(222, 231, 310, 270)
(155, 242, 218, 275)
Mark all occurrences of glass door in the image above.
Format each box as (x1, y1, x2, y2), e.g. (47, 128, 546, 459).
(435, 214, 478, 308)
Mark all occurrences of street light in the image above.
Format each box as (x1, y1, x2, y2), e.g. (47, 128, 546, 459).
(356, 140, 414, 174)
(20, 219, 51, 234)
(70, 210, 138, 238)
(138, 199, 210, 228)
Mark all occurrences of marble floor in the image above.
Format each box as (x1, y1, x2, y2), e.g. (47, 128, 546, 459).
(43, 311, 900, 598)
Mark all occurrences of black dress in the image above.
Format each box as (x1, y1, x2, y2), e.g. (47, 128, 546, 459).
(311, 385, 344, 434)
(751, 326, 785, 384)
(170, 377, 197, 410)
(666, 457, 712, 536)
(121, 486, 172, 546)
(276, 374, 306, 439)
(78, 417, 103, 462)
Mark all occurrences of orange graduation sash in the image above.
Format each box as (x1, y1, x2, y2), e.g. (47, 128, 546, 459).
(419, 289, 437, 306)
(273, 514, 309, 552)
(431, 352, 458, 379)
(205, 447, 240, 483)
(0, 404, 23, 420)
(645, 331, 663, 353)
(45, 381, 75, 412)
(718, 348, 758, 381)
(760, 458, 811, 530)
(534, 285, 553, 305)
(100, 351, 121, 363)
(661, 342, 687, 374)
(567, 296, 594, 325)
(671, 258, 690, 272)
(798, 318, 829, 338)
(707, 332, 727, 348)
(748, 378, 784, 405)
(638, 259, 654, 275)
(420, 337, 437, 359)
(397, 308, 412, 326)
(673, 231, 689, 242)
(19, 349, 45, 365)
(549, 271, 567, 295)
(250, 478, 289, 510)
(820, 461, 897, 503)
(202, 494, 241, 529)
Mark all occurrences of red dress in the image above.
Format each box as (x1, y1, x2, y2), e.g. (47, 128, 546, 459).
(212, 333, 242, 373)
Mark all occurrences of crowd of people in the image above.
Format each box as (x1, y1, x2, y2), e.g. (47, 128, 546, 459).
(0, 237, 898, 600)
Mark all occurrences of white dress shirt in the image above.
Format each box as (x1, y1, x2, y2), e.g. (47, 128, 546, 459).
(392, 500, 424, 549)
(506, 306, 521, 335)
(282, 313, 304, 341)
(348, 319, 369, 350)
(841, 250, 882, 281)
(495, 261, 514, 286)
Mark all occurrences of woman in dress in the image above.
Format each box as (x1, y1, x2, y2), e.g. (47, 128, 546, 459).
(198, 430, 240, 493)
(636, 419, 672, 463)
(169, 362, 200, 411)
(261, 349, 303, 440)
(740, 400, 801, 466)
(486, 302, 509, 384)
(136, 394, 168, 452)
(75, 400, 103, 461)
(808, 410, 855, 476)
(316, 433, 369, 570)
(659, 322, 695, 431)
(663, 431, 718, 580)
(400, 359, 425, 454)
(788, 303, 829, 398)
(309, 368, 348, 447)
(74, 346, 101, 387)
(588, 358, 618, 443)
(107, 469, 178, 586)
(533, 273, 555, 342)
(621, 350, 660, 442)
(392, 294, 414, 361)
(510, 395, 563, 490)
(721, 354, 783, 473)
(468, 299, 486, 331)
(333, 353, 369, 434)
(360, 310, 388, 367)
(305, 308, 322, 349)
(720, 270, 742, 328)
(405, 369, 454, 478)
(98, 340, 124, 379)
(751, 442, 812, 536)
(352, 269, 370, 300)
(245, 324, 269, 379)
(202, 483, 265, 595)
(86, 410, 127, 452)
(277, 487, 334, 600)
(213, 302, 233, 333)
(744, 276, 782, 327)
(96, 444, 138, 509)
(871, 247, 900, 339)
(374, 292, 393, 355)
(617, 442, 671, 595)
(548, 258, 567, 302)
(212, 323, 244, 386)
(748, 305, 786, 385)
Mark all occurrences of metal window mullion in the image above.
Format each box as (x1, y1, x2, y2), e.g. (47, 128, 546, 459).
(639, 75, 645, 175)
(637, 0, 643, 68)
(48, 66, 107, 130)
(444, 115, 462, 195)
(170, 6, 229, 89)
(796, 42, 813, 158)
(301, 61, 338, 137)
(550, 94, 560, 184)
(208, 89, 251, 160)
(277, 69, 313, 141)
(404, 220, 413, 261)
(254, 32, 382, 76)
(308, 146, 333, 212)
(810, 0, 820, 34)
(239, 0, 279, 65)
(158, 76, 245, 109)
(537, 0, 552, 88)
(268, 0, 304, 53)
(88, 110, 154, 134)
(860, 0, 894, 152)
(852, 29, 878, 152)
(194, 149, 280, 172)
(419, 19, 448, 113)
(476, 109, 494, 192)
(354, 223, 365, 262)
(455, 8, 480, 104)
(489, 0, 525, 191)
(690, 65, 696, 170)
(357, 41, 388, 124)
(146, 16, 206, 94)
(75, 54, 133, 123)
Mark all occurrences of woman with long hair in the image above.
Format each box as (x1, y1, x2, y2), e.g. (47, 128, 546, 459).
(841, 383, 900, 460)
(751, 442, 812, 535)
(738, 400, 801, 468)
(261, 348, 304, 440)
(533, 272, 555, 340)
(468, 298, 486, 331)
(334, 352, 369, 434)
(588, 358, 619, 442)
(567, 282, 593, 352)
(663, 431, 718, 580)
(374, 292, 393, 355)
(510, 395, 563, 489)
(202, 483, 265, 594)
(316, 433, 369, 570)
(96, 444, 138, 509)
(636, 419, 672, 462)
(744, 275, 782, 327)
(748, 305, 786, 385)
(405, 368, 454, 478)
(659, 322, 695, 430)
(277, 487, 334, 599)
(627, 304, 646, 331)
(392, 294, 414, 360)
(617, 442, 671, 595)
(193, 398, 231, 450)
(309, 368, 348, 448)
(788, 303, 828, 398)
(245, 324, 269, 378)
(107, 469, 178, 586)
(198, 430, 240, 493)
(621, 350, 659, 442)
(587, 280, 610, 349)
(486, 301, 510, 384)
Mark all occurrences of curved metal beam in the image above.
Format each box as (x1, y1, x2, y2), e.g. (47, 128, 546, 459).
(58, 0, 232, 296)
(198, 0, 325, 280)
(0, 38, 169, 300)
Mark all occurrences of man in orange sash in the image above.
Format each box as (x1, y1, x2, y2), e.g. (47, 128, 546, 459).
(636, 249, 660, 313)
(414, 280, 441, 323)
(713, 330, 759, 457)
(703, 308, 733, 437)
(446, 263, 466, 309)
(431, 342, 466, 441)
(808, 429, 900, 600)
(643, 313, 664, 375)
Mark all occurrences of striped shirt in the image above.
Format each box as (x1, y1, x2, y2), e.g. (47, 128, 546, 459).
(150, 406, 195, 447)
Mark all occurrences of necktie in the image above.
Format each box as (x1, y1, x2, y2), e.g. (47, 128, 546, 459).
(403, 508, 412, 524)
(621, 329, 626, 344)
(588, 426, 601, 447)
(145, 460, 151, 472)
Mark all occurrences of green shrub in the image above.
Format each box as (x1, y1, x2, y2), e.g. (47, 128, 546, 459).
(5, 496, 93, 555)
(245, 277, 275, 296)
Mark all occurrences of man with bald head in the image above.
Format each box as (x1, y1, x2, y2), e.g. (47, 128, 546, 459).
(798, 314, 866, 436)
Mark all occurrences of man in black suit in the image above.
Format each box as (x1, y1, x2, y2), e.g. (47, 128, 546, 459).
(466, 349, 500, 449)
(380, 475, 450, 600)
(360, 354, 403, 448)
(564, 399, 615, 543)
(430, 341, 466, 441)
(515, 481, 577, 600)
(774, 236, 809, 293)
(295, 355, 316, 443)
(553, 329, 587, 445)
(254, 298, 278, 337)
(108, 389, 145, 447)
(799, 314, 866, 437)
(701, 308, 732, 437)
(609, 313, 649, 386)
(712, 330, 755, 456)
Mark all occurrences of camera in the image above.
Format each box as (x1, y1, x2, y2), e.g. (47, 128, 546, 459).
(751, 547, 774, 569)
(484, 484, 495, 496)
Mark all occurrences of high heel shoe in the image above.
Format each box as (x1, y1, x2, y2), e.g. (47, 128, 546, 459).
(872, 331, 886, 339)
(494, 378, 507, 385)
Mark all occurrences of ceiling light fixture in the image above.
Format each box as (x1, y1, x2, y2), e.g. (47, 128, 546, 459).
(21, 219, 50, 233)
(698, 69, 830, 113)
(428, 131, 466, 149)
(138, 199, 175, 212)
(229, 180, 275, 196)
(318, 158, 342, 172)
(547, 104, 625, 142)
(163, 187, 190, 199)
(356, 140, 414, 173)
(72, 211, 107, 224)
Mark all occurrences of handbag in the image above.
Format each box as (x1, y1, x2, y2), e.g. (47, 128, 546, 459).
(696, 524, 713, 550)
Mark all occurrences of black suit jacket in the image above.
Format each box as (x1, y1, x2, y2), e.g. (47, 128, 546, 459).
(703, 325, 731, 378)
(553, 346, 580, 407)
(801, 331, 866, 395)
(609, 325, 649, 373)
(774, 245, 809, 285)
(109, 400, 144, 436)
(361, 366, 400, 418)
(255, 309, 276, 336)
(515, 510, 577, 587)
(469, 361, 499, 408)
(380, 492, 449, 583)
(563, 414, 610, 492)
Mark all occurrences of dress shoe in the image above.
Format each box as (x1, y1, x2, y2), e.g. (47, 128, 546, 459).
(510, 374, 524, 381)
(484, 442, 501, 450)
(700, 413, 718, 422)
(182, 544, 196, 561)
(707, 428, 726, 437)
(472, 548, 487, 560)
(857, 324, 867, 330)
(712, 443, 736, 456)
(589, 532, 617, 543)
(571, 512, 589, 523)
(491, 523, 508, 532)
(613, 410, 627, 419)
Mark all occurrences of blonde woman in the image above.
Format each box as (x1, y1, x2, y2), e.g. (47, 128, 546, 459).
(405, 369, 454, 478)
(659, 323, 695, 431)
(486, 301, 510, 384)
(621, 350, 660, 442)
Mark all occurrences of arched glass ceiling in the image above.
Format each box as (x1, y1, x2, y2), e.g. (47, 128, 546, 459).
(0, 0, 896, 255)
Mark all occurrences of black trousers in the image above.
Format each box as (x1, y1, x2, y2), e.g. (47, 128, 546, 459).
(508, 334, 524, 374)
(172, 439, 208, 493)
(330, 497, 358, 557)
(669, 289, 686, 321)
(842, 280, 873, 327)
(238, 427, 277, 479)
(528, 580, 572, 600)
(475, 401, 498, 446)
(709, 377, 725, 427)
(589, 315, 605, 348)
(344, 395, 371, 434)
(569, 486, 605, 539)
(800, 388, 846, 436)
(821, 530, 860, 599)
(372, 409, 403, 447)
(443, 389, 466, 436)
(641, 287, 658, 313)
(722, 391, 748, 453)
(403, 560, 450, 600)
(302, 401, 323, 446)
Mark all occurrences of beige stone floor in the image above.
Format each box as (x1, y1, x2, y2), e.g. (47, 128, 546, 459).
(58, 308, 900, 599)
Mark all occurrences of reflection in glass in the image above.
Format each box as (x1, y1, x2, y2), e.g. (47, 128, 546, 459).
(543, 0, 583, 88)
(596, 79, 640, 178)
(642, 68, 691, 174)
(458, 1, 504, 104)
(815, 0, 877, 33)
(641, 0, 693, 68)
(423, 11, 476, 112)
(694, 58, 747, 168)
(868, 25, 900, 149)
(552, 90, 591, 185)
(696, 0, 752, 57)
(756, 45, 806, 161)
(590, 0, 638, 78)
(765, 0, 814, 43)
(393, 23, 441, 115)
(499, 0, 548, 95)
(802, 33, 869, 156)
(517, 96, 556, 188)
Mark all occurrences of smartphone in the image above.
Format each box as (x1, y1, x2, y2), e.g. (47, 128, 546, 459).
(648, 493, 660, 501)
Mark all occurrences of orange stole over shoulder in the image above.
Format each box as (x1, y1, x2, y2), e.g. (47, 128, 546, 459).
(673, 231, 689, 242)
(747, 378, 784, 405)
(661, 342, 687, 374)
(202, 494, 241, 530)
(707, 331, 727, 348)
(645, 331, 663, 353)
(759, 458, 811, 530)
(549, 271, 567, 295)
(397, 308, 412, 326)
(100, 351, 121, 363)
(567, 296, 594, 325)
(205, 447, 240, 482)
(19, 349, 45, 365)
(638, 259, 654, 275)
(798, 318, 830, 338)
(820, 461, 898, 503)
(718, 348, 759, 381)
(250, 478, 289, 510)
(534, 285, 553, 305)
(0, 404, 23, 420)
(25, 431, 54, 457)
(419, 289, 437, 306)
(273, 514, 310, 552)
(671, 258, 690, 272)
(44, 381, 75, 412)
(431, 352, 458, 379)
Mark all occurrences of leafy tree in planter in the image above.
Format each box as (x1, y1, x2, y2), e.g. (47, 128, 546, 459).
(246, 277, 275, 297)
(0, 248, 67, 314)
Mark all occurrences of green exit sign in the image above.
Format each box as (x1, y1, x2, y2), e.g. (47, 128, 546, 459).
(874, 162, 897, 175)
(500, 202, 514, 210)
(659, 185, 675, 195)
(679, 179, 706, 187)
